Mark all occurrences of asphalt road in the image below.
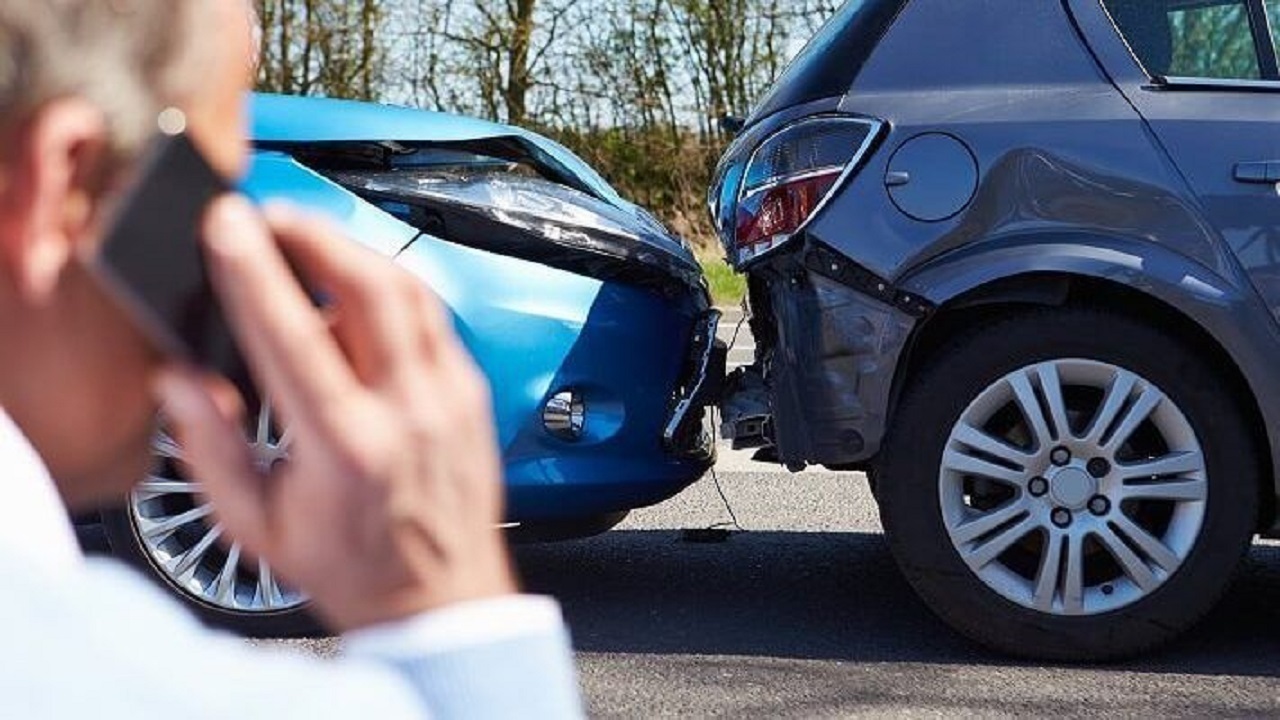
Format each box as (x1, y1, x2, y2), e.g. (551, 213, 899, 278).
(265, 310, 1280, 717)
(268, 447, 1280, 718)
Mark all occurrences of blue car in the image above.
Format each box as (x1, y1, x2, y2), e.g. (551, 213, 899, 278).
(89, 94, 721, 636)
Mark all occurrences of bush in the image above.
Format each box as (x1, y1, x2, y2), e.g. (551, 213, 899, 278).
(544, 125, 729, 253)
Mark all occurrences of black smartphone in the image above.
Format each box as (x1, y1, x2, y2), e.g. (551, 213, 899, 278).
(91, 126, 245, 380)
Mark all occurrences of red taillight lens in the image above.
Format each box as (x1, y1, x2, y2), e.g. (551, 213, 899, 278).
(728, 116, 881, 263)
(735, 170, 842, 255)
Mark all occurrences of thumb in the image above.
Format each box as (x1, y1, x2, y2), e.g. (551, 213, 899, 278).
(153, 367, 270, 557)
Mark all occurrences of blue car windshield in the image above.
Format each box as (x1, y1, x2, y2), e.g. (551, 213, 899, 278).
(748, 0, 908, 124)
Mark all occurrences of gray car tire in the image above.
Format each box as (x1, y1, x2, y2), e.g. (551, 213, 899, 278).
(878, 306, 1258, 661)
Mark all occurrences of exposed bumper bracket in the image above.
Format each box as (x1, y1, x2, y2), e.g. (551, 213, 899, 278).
(737, 245, 920, 470)
(802, 243, 934, 318)
(719, 364, 774, 451)
(663, 310, 727, 458)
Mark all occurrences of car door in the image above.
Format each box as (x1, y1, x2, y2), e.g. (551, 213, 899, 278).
(1084, 0, 1280, 319)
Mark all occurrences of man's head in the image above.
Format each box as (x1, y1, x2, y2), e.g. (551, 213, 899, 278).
(0, 0, 256, 508)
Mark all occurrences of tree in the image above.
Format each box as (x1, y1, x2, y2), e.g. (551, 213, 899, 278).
(255, 0, 384, 100)
(259, 0, 841, 247)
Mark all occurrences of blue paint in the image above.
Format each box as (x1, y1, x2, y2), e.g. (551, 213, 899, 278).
(243, 97, 710, 522)
(251, 93, 624, 207)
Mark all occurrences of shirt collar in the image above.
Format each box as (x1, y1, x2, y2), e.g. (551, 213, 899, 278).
(0, 408, 84, 574)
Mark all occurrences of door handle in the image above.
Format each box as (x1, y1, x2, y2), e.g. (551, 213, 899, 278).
(1234, 161, 1280, 184)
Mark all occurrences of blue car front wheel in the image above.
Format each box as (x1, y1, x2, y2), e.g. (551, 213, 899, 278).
(101, 402, 320, 637)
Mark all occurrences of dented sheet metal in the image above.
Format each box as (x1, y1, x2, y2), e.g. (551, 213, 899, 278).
(727, 250, 917, 471)
(252, 93, 624, 206)
(333, 169, 707, 299)
(252, 95, 706, 301)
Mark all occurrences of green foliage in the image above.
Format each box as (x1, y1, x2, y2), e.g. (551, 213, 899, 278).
(1168, 3, 1260, 79)
(254, 0, 843, 252)
(546, 125, 727, 249)
(699, 254, 748, 307)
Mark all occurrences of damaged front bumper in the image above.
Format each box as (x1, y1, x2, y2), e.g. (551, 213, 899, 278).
(328, 161, 723, 460)
(241, 147, 721, 515)
(721, 242, 928, 471)
(664, 309, 727, 458)
(243, 100, 722, 520)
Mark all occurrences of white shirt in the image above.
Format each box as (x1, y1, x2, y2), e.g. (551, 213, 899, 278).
(0, 409, 583, 719)
(0, 410, 82, 574)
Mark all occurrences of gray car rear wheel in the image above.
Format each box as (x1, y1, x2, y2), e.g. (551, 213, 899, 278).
(878, 307, 1257, 661)
(939, 357, 1206, 616)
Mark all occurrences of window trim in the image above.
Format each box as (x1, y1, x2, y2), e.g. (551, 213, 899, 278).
(1246, 0, 1280, 78)
(1149, 75, 1280, 91)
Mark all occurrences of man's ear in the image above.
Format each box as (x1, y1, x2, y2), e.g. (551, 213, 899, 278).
(0, 98, 108, 303)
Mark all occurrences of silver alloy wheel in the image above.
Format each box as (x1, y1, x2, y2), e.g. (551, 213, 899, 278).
(130, 403, 307, 613)
(940, 359, 1207, 616)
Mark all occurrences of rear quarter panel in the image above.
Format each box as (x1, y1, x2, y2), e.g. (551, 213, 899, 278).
(816, 0, 1233, 283)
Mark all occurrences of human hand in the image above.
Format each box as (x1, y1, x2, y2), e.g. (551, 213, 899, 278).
(155, 196, 516, 632)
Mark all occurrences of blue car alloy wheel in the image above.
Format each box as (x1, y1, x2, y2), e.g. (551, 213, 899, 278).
(95, 94, 720, 637)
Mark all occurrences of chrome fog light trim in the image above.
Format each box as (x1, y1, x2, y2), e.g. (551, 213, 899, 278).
(543, 390, 585, 441)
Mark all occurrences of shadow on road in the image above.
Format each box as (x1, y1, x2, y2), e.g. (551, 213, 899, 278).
(514, 529, 1280, 676)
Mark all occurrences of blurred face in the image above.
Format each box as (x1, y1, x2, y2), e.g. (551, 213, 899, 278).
(0, 2, 255, 510)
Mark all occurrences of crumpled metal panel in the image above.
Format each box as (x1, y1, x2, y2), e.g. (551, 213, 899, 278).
(251, 93, 624, 206)
(758, 255, 915, 470)
(330, 168, 706, 299)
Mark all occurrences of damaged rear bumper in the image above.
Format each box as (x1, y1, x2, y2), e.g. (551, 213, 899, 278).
(721, 242, 927, 471)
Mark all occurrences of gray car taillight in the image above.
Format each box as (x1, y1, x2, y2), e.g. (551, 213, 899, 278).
(734, 116, 883, 263)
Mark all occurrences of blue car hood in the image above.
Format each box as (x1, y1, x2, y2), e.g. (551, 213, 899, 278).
(250, 93, 702, 296)
(253, 93, 623, 205)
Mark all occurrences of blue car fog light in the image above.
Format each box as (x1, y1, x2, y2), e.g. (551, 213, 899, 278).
(543, 390, 586, 441)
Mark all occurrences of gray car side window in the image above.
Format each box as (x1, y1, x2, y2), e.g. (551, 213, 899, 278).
(1268, 1, 1280, 59)
(1103, 0, 1265, 80)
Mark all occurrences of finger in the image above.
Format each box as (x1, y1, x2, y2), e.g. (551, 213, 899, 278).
(265, 204, 431, 387)
(153, 366, 269, 556)
(202, 372, 249, 427)
(202, 196, 357, 423)
(408, 287, 496, 442)
(413, 282, 460, 366)
(411, 308, 501, 477)
(393, 270, 471, 371)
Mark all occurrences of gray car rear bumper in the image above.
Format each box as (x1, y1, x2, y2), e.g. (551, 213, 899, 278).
(721, 244, 924, 471)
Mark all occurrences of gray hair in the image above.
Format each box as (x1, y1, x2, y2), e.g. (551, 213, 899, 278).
(0, 0, 214, 164)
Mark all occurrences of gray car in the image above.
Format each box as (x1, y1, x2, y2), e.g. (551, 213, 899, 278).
(710, 0, 1280, 660)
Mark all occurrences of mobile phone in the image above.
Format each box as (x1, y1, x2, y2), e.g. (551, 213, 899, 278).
(91, 126, 245, 381)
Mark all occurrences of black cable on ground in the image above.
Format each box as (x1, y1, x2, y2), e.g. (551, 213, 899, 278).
(682, 406, 747, 543)
(707, 466, 745, 533)
(682, 301, 752, 543)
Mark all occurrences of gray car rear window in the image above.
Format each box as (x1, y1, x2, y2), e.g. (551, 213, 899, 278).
(748, 0, 908, 124)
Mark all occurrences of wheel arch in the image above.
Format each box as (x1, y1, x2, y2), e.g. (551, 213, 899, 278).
(895, 235, 1280, 532)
